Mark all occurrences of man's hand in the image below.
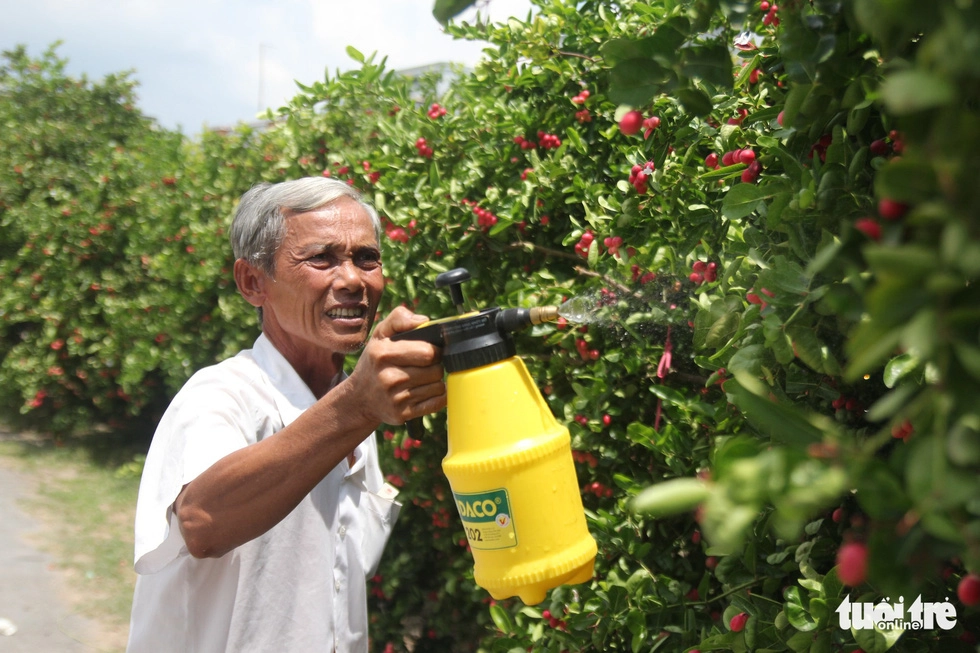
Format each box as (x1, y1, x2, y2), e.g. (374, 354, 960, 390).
(348, 306, 446, 426)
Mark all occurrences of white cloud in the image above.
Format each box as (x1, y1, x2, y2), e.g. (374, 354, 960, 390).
(2, 0, 532, 133)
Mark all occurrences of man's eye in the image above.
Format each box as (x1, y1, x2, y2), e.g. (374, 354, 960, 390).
(356, 252, 382, 269)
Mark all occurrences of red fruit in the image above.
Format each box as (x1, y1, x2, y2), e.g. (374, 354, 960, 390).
(832, 507, 844, 523)
(722, 151, 736, 166)
(878, 198, 909, 221)
(704, 152, 719, 168)
(643, 115, 661, 139)
(692, 260, 707, 273)
(737, 148, 756, 164)
(958, 573, 980, 606)
(777, 110, 785, 126)
(619, 110, 644, 136)
(689, 272, 704, 284)
(870, 139, 891, 157)
(602, 414, 612, 426)
(729, 612, 749, 632)
(741, 160, 762, 183)
(836, 542, 868, 586)
(854, 217, 882, 241)
(705, 556, 718, 570)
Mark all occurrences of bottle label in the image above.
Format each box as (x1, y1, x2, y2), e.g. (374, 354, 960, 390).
(453, 488, 517, 550)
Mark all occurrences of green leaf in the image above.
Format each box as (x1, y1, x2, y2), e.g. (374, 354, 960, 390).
(784, 586, 818, 631)
(600, 18, 691, 65)
(725, 373, 825, 445)
(675, 86, 714, 116)
(432, 0, 475, 25)
(880, 69, 956, 114)
(883, 352, 919, 388)
(608, 58, 672, 106)
(874, 158, 939, 204)
(786, 325, 841, 375)
(722, 183, 766, 219)
(489, 603, 514, 634)
(862, 244, 938, 279)
(851, 620, 905, 653)
(631, 477, 710, 517)
(681, 42, 735, 89)
(345, 46, 365, 63)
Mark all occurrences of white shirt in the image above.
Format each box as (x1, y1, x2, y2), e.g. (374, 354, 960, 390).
(127, 334, 400, 653)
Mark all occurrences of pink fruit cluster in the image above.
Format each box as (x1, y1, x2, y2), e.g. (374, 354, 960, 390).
(854, 217, 881, 241)
(854, 194, 910, 241)
(631, 264, 657, 284)
(572, 449, 599, 468)
(415, 137, 433, 159)
(729, 612, 749, 633)
(959, 573, 980, 606)
(809, 134, 833, 162)
(760, 2, 779, 26)
(571, 89, 591, 105)
(604, 235, 623, 257)
(746, 287, 774, 308)
(583, 480, 614, 498)
(382, 217, 416, 244)
(427, 103, 447, 119)
(618, 110, 661, 139)
(541, 609, 568, 630)
(575, 337, 600, 361)
(891, 419, 914, 442)
(575, 108, 592, 123)
(831, 394, 863, 414)
(393, 437, 422, 461)
(574, 229, 595, 257)
(461, 199, 498, 231)
(836, 541, 868, 586)
(619, 110, 644, 135)
(689, 260, 718, 285)
(513, 131, 562, 151)
(628, 161, 656, 194)
(871, 129, 905, 157)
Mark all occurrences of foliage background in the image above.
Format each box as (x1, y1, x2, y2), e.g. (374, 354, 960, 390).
(2, 0, 979, 650)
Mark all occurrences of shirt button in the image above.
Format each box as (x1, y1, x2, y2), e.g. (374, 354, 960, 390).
(335, 580, 342, 591)
(338, 526, 347, 537)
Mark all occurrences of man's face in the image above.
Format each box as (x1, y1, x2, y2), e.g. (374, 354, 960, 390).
(258, 197, 383, 359)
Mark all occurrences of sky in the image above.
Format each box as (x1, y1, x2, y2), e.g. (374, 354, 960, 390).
(3, 0, 534, 135)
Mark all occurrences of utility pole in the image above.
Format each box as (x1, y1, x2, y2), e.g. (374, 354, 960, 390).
(258, 43, 271, 113)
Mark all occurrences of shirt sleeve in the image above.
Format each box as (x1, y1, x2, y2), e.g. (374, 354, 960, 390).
(133, 365, 261, 575)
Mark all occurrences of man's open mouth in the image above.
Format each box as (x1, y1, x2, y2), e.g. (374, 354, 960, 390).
(327, 306, 366, 319)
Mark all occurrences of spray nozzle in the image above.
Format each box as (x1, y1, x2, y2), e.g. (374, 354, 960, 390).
(496, 306, 560, 333)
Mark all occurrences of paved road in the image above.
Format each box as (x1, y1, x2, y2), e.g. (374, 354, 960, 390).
(0, 461, 107, 652)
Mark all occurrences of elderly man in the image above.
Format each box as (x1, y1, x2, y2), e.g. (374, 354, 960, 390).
(127, 177, 445, 652)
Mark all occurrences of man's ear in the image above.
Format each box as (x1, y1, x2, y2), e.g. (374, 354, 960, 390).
(233, 258, 270, 309)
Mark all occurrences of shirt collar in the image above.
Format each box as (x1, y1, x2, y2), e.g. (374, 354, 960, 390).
(251, 333, 342, 427)
(250, 334, 363, 476)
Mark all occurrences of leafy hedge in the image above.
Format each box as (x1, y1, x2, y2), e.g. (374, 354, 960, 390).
(3, 0, 980, 650)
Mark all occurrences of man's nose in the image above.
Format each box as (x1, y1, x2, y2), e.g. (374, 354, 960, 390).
(334, 258, 364, 287)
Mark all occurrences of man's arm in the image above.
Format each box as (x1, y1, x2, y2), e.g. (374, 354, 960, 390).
(173, 308, 445, 559)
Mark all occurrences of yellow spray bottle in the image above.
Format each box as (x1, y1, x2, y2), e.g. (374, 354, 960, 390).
(393, 268, 597, 605)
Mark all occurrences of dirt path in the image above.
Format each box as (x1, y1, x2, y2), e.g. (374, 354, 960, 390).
(0, 457, 128, 652)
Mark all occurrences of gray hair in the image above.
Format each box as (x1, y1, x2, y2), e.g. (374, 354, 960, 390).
(230, 177, 382, 277)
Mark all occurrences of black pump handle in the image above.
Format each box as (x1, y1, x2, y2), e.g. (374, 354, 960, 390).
(435, 268, 471, 314)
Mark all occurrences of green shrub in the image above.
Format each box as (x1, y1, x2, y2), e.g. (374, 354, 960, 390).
(3, 0, 979, 648)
